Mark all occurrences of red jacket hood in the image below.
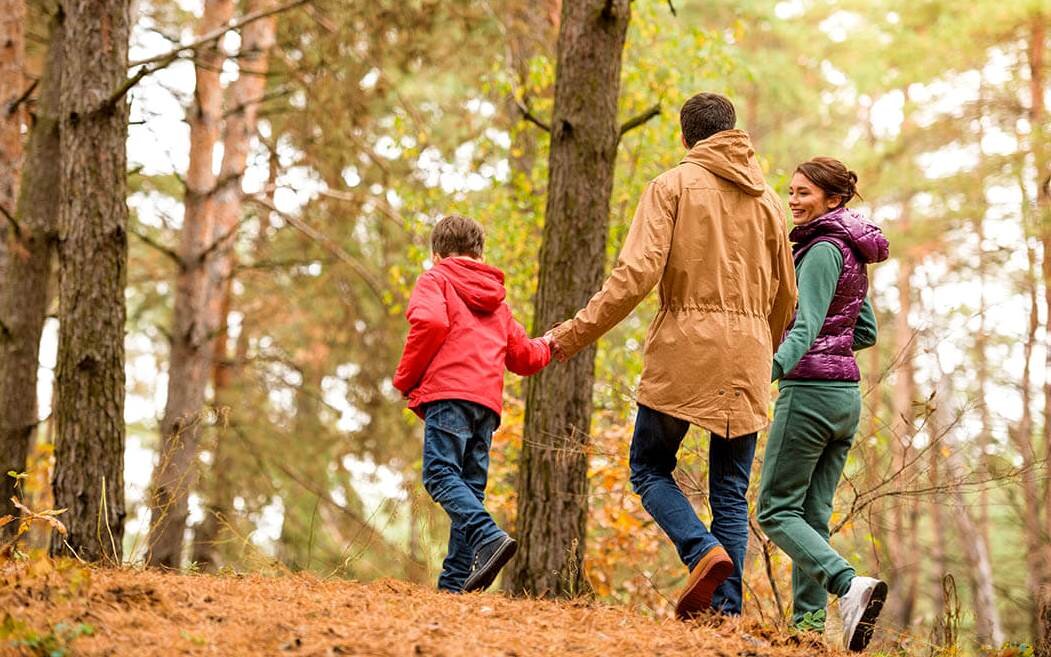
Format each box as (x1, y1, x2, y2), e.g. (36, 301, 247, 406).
(434, 258, 506, 314)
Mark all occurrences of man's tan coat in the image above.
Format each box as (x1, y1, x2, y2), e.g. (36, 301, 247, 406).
(551, 129, 797, 437)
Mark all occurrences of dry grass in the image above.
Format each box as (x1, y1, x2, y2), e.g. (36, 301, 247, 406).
(0, 560, 847, 656)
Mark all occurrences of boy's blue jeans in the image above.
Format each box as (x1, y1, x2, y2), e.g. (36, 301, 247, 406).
(629, 404, 757, 615)
(421, 399, 506, 592)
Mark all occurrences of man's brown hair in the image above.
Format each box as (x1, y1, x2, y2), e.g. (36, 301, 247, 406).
(431, 214, 485, 258)
(680, 93, 736, 147)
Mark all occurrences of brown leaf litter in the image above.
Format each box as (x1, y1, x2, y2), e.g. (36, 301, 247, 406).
(0, 560, 847, 656)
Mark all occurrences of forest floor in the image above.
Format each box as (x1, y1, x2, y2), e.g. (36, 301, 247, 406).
(0, 559, 849, 657)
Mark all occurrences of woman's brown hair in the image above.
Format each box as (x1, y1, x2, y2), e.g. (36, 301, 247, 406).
(795, 157, 860, 209)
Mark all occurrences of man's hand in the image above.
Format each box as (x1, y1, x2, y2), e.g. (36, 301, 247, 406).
(543, 332, 568, 362)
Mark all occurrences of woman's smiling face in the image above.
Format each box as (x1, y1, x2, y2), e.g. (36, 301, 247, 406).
(788, 172, 841, 225)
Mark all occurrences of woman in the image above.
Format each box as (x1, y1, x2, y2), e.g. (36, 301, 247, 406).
(757, 157, 890, 652)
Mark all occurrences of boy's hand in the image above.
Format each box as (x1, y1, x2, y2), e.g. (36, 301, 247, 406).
(543, 332, 568, 362)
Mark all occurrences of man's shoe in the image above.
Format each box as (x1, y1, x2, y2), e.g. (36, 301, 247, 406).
(462, 535, 517, 593)
(674, 545, 734, 620)
(838, 576, 888, 652)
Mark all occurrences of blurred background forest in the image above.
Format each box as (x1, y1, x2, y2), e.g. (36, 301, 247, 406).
(0, 0, 1048, 655)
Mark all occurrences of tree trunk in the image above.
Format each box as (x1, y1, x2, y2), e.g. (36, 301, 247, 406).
(951, 480, 1004, 646)
(188, 277, 242, 571)
(0, 5, 60, 539)
(147, 0, 235, 568)
(203, 0, 276, 340)
(50, 0, 130, 562)
(278, 365, 325, 571)
(1029, 17, 1051, 635)
(191, 112, 277, 570)
(509, 0, 631, 598)
(888, 249, 919, 628)
(928, 423, 947, 615)
(0, 0, 23, 216)
(1018, 187, 1044, 641)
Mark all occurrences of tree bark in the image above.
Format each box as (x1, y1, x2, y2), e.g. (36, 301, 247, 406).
(186, 0, 276, 570)
(1028, 17, 1051, 637)
(203, 0, 276, 340)
(0, 4, 60, 539)
(188, 277, 242, 571)
(888, 249, 919, 629)
(509, 0, 631, 598)
(147, 0, 235, 568)
(278, 364, 326, 571)
(928, 370, 1004, 646)
(50, 0, 130, 562)
(0, 0, 23, 217)
(1017, 181, 1044, 641)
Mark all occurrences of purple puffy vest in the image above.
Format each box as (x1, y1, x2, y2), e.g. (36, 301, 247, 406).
(783, 206, 890, 382)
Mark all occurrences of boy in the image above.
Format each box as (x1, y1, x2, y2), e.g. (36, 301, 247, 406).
(394, 214, 551, 593)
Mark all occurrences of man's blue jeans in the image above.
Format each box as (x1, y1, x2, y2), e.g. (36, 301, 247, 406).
(421, 399, 505, 592)
(629, 404, 757, 615)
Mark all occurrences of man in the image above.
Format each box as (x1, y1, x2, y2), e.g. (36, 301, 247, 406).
(547, 93, 796, 618)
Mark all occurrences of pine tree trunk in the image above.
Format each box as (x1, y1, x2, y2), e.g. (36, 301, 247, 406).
(147, 0, 235, 568)
(192, 123, 277, 571)
(278, 365, 325, 571)
(1028, 17, 1051, 635)
(0, 3, 60, 538)
(509, 0, 631, 598)
(50, 0, 130, 562)
(203, 0, 276, 336)
(188, 277, 241, 571)
(928, 426, 947, 614)
(889, 250, 918, 628)
(1018, 195, 1044, 641)
(970, 101, 1000, 643)
(0, 0, 23, 215)
(948, 473, 1004, 645)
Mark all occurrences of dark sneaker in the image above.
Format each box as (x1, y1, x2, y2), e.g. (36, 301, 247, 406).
(674, 544, 734, 620)
(462, 535, 518, 593)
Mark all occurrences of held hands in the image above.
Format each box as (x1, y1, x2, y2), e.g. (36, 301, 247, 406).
(543, 331, 568, 362)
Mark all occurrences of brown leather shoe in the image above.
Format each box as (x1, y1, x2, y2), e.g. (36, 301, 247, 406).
(674, 545, 734, 620)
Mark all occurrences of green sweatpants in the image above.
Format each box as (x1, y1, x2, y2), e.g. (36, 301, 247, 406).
(757, 381, 861, 627)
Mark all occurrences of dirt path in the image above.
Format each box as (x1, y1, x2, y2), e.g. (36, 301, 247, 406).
(0, 561, 839, 656)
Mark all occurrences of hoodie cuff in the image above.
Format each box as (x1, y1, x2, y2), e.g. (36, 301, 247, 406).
(549, 320, 579, 358)
(771, 358, 784, 382)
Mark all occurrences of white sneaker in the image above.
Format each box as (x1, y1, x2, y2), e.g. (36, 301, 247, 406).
(838, 576, 888, 652)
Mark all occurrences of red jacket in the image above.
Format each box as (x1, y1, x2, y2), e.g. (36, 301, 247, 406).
(393, 257, 551, 419)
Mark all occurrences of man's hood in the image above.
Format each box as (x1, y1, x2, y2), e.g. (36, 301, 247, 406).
(681, 129, 767, 197)
(434, 257, 506, 313)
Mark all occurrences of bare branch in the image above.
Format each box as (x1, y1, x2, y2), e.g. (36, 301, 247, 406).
(513, 95, 551, 133)
(129, 0, 311, 68)
(107, 0, 312, 108)
(6, 79, 39, 117)
(244, 196, 386, 302)
(222, 87, 293, 118)
(666, 1, 677, 16)
(0, 204, 22, 239)
(619, 103, 661, 140)
(130, 228, 182, 268)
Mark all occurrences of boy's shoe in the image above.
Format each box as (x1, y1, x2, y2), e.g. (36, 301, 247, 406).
(838, 576, 888, 652)
(462, 535, 517, 593)
(674, 544, 734, 620)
